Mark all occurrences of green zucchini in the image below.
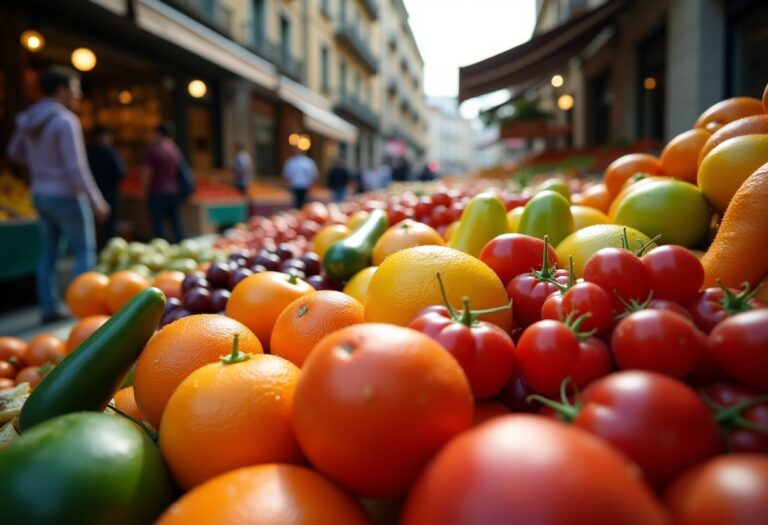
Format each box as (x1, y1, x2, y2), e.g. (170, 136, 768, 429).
(323, 209, 389, 280)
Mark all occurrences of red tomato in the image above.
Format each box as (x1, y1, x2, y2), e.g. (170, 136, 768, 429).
(689, 283, 768, 333)
(507, 268, 569, 328)
(642, 245, 704, 305)
(583, 247, 651, 314)
(413, 197, 433, 220)
(430, 205, 452, 226)
(386, 204, 409, 225)
(430, 191, 452, 208)
(479, 234, 557, 286)
(646, 299, 694, 320)
(665, 454, 768, 525)
(540, 292, 564, 321)
(0, 361, 16, 379)
(15, 366, 44, 389)
(516, 319, 610, 396)
(401, 415, 670, 525)
(611, 310, 705, 378)
(448, 202, 465, 221)
(702, 383, 768, 453)
(560, 282, 613, 333)
(0, 378, 15, 390)
(564, 371, 723, 488)
(409, 304, 516, 400)
(707, 309, 768, 388)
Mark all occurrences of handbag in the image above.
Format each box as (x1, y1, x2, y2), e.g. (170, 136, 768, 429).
(176, 155, 196, 200)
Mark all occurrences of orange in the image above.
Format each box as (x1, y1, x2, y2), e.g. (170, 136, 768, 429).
(0, 337, 28, 367)
(346, 210, 370, 230)
(112, 386, 144, 422)
(660, 129, 711, 183)
(576, 182, 611, 213)
(604, 154, 663, 200)
(226, 272, 314, 350)
(694, 96, 765, 133)
(152, 271, 185, 300)
(293, 323, 473, 498)
(133, 314, 263, 428)
(25, 333, 65, 366)
(697, 134, 768, 213)
(313, 224, 351, 259)
(698, 114, 768, 164)
(65, 271, 110, 317)
(65, 314, 110, 354)
(160, 352, 303, 489)
(105, 270, 150, 314)
(473, 401, 511, 427)
(364, 245, 512, 331)
(701, 161, 768, 289)
(155, 464, 372, 525)
(371, 219, 445, 265)
(271, 290, 365, 367)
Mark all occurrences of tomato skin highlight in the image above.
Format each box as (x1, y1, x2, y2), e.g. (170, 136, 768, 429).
(479, 234, 557, 286)
(583, 247, 652, 314)
(706, 309, 768, 389)
(642, 245, 704, 305)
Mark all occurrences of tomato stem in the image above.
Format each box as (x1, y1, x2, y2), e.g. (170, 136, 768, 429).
(286, 271, 300, 285)
(436, 273, 510, 327)
(700, 390, 768, 451)
(220, 334, 250, 365)
(612, 290, 654, 321)
(526, 378, 582, 423)
(562, 311, 597, 340)
(716, 280, 764, 316)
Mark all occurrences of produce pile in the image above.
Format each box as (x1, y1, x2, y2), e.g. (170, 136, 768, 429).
(1, 90, 768, 525)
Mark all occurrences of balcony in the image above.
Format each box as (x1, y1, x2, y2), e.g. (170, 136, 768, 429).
(390, 127, 424, 155)
(242, 26, 305, 83)
(166, 0, 233, 36)
(334, 94, 380, 130)
(388, 34, 397, 51)
(335, 24, 379, 74)
(360, 0, 379, 20)
(386, 78, 398, 96)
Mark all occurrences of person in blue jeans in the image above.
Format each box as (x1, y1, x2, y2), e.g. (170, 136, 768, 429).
(6, 66, 110, 323)
(141, 123, 186, 242)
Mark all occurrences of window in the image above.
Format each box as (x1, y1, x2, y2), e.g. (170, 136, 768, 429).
(340, 0, 347, 25)
(339, 59, 347, 97)
(727, 2, 768, 97)
(280, 15, 291, 63)
(321, 0, 330, 17)
(354, 72, 361, 98)
(636, 26, 666, 142)
(252, 0, 265, 43)
(321, 46, 330, 92)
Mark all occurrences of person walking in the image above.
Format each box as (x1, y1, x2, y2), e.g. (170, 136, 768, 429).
(141, 123, 186, 242)
(326, 156, 350, 202)
(87, 126, 125, 243)
(282, 145, 318, 209)
(6, 66, 110, 323)
(232, 142, 253, 195)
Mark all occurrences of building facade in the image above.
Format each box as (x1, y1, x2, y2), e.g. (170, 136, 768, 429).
(425, 97, 473, 176)
(0, 0, 427, 182)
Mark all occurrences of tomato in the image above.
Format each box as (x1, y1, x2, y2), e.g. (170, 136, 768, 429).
(583, 247, 652, 314)
(665, 454, 768, 525)
(611, 310, 705, 378)
(401, 415, 670, 525)
(702, 383, 768, 453)
(0, 361, 16, 379)
(646, 299, 694, 320)
(689, 283, 768, 333)
(430, 191, 452, 208)
(642, 245, 704, 305)
(0, 378, 14, 390)
(516, 319, 610, 396)
(707, 309, 768, 388)
(547, 371, 723, 488)
(560, 282, 613, 333)
(413, 197, 433, 220)
(540, 292, 564, 321)
(15, 366, 44, 389)
(430, 205, 452, 226)
(409, 301, 516, 400)
(479, 234, 558, 286)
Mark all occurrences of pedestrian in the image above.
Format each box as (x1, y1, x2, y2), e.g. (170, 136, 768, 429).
(378, 159, 393, 188)
(362, 165, 382, 192)
(141, 123, 186, 242)
(6, 65, 110, 323)
(391, 157, 411, 182)
(282, 145, 318, 209)
(87, 126, 126, 243)
(418, 163, 437, 182)
(327, 156, 350, 202)
(232, 142, 253, 195)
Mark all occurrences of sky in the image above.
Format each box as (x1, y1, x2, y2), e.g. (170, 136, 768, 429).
(403, 0, 537, 118)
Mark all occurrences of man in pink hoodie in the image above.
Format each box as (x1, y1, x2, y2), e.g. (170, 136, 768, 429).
(6, 66, 110, 323)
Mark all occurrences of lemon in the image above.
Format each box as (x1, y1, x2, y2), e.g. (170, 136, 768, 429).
(343, 266, 377, 303)
(555, 225, 656, 278)
(313, 224, 350, 259)
(570, 205, 608, 230)
(612, 179, 711, 247)
(364, 245, 512, 331)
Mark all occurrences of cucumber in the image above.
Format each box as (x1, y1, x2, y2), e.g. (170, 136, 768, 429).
(323, 209, 389, 281)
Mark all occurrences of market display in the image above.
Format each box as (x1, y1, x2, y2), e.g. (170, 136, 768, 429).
(1, 91, 768, 525)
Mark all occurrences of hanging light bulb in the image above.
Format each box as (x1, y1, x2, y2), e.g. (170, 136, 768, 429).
(20, 30, 45, 52)
(187, 80, 208, 98)
(71, 48, 97, 71)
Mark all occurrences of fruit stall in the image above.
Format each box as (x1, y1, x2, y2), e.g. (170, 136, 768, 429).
(0, 171, 39, 282)
(1, 90, 768, 525)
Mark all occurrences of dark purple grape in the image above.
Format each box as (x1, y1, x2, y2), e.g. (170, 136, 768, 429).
(206, 262, 234, 289)
(275, 243, 298, 261)
(307, 274, 343, 291)
(183, 287, 212, 313)
(307, 274, 325, 290)
(249, 264, 268, 274)
(228, 251, 249, 263)
(163, 307, 191, 326)
(229, 267, 254, 289)
(300, 252, 321, 276)
(228, 255, 248, 268)
(163, 297, 182, 317)
(182, 272, 209, 293)
(280, 258, 306, 274)
(253, 252, 281, 271)
(210, 288, 231, 312)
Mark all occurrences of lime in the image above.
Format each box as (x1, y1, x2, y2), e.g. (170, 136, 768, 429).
(556, 224, 656, 278)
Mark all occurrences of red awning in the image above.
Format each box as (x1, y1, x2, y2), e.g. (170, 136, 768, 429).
(458, 0, 627, 102)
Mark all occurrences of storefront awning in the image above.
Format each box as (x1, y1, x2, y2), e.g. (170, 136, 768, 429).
(278, 77, 359, 144)
(135, 0, 278, 90)
(458, 0, 627, 102)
